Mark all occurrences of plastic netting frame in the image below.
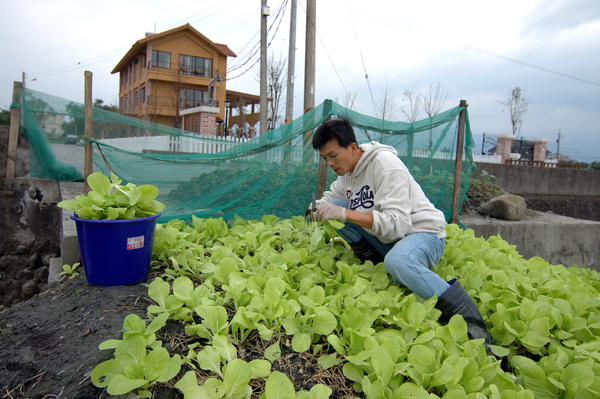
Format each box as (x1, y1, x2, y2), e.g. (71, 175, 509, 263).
(14, 88, 475, 223)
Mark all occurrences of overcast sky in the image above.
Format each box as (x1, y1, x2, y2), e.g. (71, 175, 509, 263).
(1, 0, 599, 161)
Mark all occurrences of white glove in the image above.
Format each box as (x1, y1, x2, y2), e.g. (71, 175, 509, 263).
(315, 202, 346, 223)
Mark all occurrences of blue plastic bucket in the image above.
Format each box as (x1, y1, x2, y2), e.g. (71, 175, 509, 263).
(71, 213, 160, 286)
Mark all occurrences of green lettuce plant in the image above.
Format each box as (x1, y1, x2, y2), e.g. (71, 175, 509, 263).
(57, 172, 164, 220)
(91, 216, 600, 398)
(91, 313, 181, 398)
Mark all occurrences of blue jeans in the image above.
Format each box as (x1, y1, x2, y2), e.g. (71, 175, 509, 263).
(331, 198, 449, 299)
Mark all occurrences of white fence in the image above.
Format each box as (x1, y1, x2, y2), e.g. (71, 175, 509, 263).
(98, 134, 247, 154)
(98, 134, 502, 164)
(473, 154, 502, 164)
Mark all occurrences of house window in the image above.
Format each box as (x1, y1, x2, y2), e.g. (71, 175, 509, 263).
(135, 90, 138, 106)
(179, 54, 212, 77)
(140, 53, 146, 68)
(179, 88, 210, 109)
(141, 87, 146, 104)
(152, 50, 171, 69)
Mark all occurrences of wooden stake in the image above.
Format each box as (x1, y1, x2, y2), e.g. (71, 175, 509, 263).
(6, 82, 22, 179)
(450, 100, 467, 224)
(84, 71, 93, 193)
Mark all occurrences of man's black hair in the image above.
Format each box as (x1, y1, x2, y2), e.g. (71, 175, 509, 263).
(312, 118, 357, 150)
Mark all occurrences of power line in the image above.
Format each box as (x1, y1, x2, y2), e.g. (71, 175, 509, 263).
(352, 10, 600, 88)
(297, 0, 349, 97)
(28, 0, 248, 81)
(167, 0, 245, 29)
(349, 6, 376, 116)
(226, 0, 288, 76)
(225, 0, 289, 81)
(30, 47, 129, 79)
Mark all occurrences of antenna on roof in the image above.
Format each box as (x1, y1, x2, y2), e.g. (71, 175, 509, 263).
(154, 23, 156, 33)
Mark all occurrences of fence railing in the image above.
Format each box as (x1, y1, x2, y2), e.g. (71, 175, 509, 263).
(504, 159, 582, 169)
(98, 134, 505, 165)
(98, 134, 247, 154)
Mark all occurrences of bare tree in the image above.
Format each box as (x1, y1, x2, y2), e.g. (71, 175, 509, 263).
(254, 53, 287, 131)
(376, 85, 397, 121)
(267, 54, 286, 130)
(400, 89, 422, 123)
(422, 82, 449, 149)
(333, 92, 358, 110)
(422, 82, 448, 119)
(499, 87, 529, 137)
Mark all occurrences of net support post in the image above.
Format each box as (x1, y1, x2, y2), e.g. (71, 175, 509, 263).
(84, 71, 93, 193)
(450, 100, 467, 224)
(6, 81, 22, 179)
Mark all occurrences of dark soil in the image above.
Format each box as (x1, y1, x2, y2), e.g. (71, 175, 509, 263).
(0, 269, 357, 398)
(461, 179, 506, 212)
(0, 272, 151, 398)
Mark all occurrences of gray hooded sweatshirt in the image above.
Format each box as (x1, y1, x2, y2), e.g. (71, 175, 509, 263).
(319, 141, 447, 243)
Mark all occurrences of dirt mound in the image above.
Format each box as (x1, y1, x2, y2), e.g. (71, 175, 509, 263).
(0, 273, 150, 398)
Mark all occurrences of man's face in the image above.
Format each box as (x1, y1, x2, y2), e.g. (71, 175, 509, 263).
(319, 140, 358, 175)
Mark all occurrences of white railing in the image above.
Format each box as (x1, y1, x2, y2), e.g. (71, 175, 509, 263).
(98, 135, 498, 165)
(398, 149, 502, 164)
(98, 134, 247, 153)
(472, 154, 502, 164)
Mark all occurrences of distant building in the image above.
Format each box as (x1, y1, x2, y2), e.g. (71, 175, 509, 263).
(546, 152, 571, 162)
(112, 23, 251, 135)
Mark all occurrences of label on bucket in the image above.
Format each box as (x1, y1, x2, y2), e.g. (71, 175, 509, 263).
(127, 236, 144, 250)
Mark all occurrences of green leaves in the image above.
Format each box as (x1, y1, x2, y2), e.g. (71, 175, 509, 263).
(92, 335, 181, 396)
(91, 217, 600, 398)
(57, 172, 164, 220)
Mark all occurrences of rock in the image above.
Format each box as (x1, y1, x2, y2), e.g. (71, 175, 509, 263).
(16, 244, 30, 254)
(16, 268, 35, 280)
(21, 280, 40, 299)
(41, 252, 58, 266)
(477, 194, 527, 221)
(0, 255, 15, 270)
(27, 253, 40, 268)
(36, 266, 49, 283)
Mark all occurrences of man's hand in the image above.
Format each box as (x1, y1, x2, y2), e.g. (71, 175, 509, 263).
(315, 203, 346, 223)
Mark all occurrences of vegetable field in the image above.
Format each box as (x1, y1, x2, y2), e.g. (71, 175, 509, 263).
(92, 216, 600, 399)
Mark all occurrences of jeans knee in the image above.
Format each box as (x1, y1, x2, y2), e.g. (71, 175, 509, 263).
(384, 251, 410, 281)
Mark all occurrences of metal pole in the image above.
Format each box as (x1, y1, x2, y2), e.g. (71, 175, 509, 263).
(285, 0, 297, 124)
(259, 0, 269, 135)
(84, 71, 94, 193)
(450, 100, 467, 224)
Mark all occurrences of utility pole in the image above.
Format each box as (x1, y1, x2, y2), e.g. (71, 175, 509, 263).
(556, 129, 563, 162)
(303, 0, 316, 114)
(285, 0, 297, 124)
(259, 0, 269, 136)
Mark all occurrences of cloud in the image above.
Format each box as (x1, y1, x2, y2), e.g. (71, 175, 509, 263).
(521, 0, 600, 36)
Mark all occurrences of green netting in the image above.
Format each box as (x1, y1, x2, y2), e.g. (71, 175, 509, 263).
(14, 87, 475, 223)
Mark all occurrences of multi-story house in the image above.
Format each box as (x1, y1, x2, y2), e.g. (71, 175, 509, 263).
(112, 23, 243, 136)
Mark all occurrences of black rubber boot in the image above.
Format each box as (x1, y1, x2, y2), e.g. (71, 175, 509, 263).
(435, 278, 495, 350)
(349, 237, 384, 264)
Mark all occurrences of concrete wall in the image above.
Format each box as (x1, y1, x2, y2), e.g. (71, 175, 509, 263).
(471, 162, 600, 221)
(471, 162, 600, 197)
(461, 212, 600, 273)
